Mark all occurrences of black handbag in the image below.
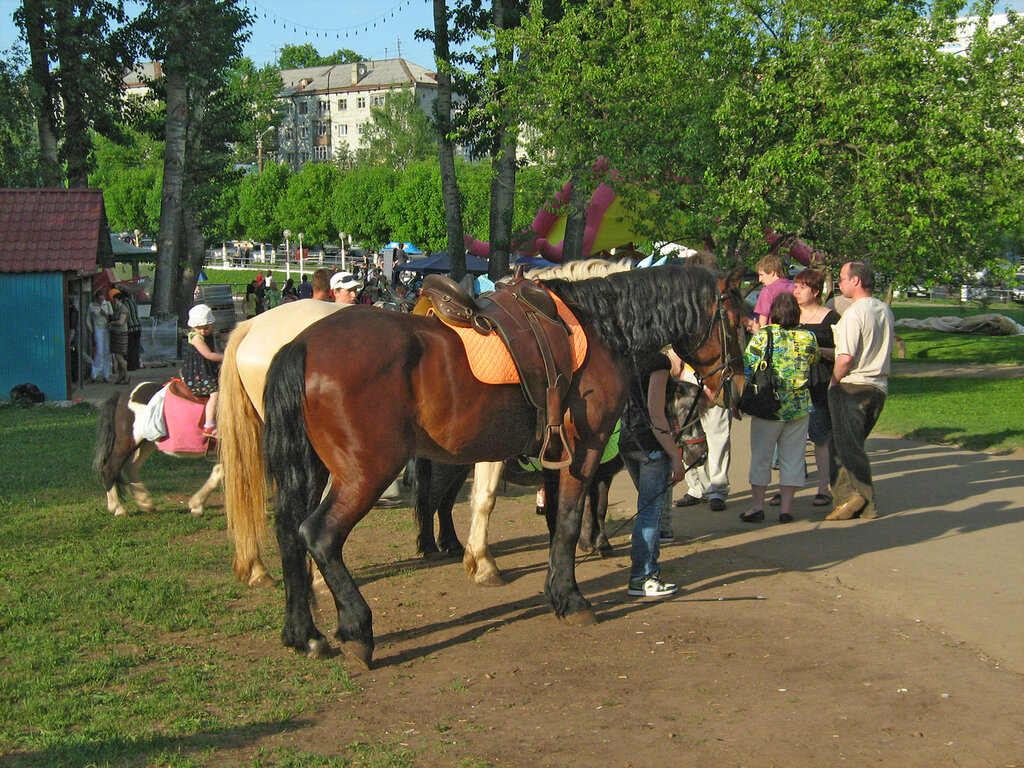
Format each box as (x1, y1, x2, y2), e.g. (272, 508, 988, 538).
(738, 327, 781, 420)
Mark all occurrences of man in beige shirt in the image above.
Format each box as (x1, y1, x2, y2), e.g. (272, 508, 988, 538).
(826, 260, 894, 520)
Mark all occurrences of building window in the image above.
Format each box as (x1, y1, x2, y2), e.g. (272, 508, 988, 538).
(357, 97, 366, 109)
(298, 101, 308, 115)
(314, 145, 329, 161)
(337, 124, 347, 136)
(372, 94, 386, 106)
(286, 152, 295, 164)
(316, 122, 329, 136)
(300, 151, 310, 163)
(299, 125, 309, 140)
(338, 98, 347, 110)
(357, 123, 368, 135)
(319, 100, 330, 114)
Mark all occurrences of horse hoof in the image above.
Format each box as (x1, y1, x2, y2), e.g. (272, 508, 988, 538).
(189, 508, 203, 517)
(341, 640, 373, 669)
(597, 545, 614, 559)
(249, 574, 277, 589)
(307, 638, 331, 660)
(562, 608, 598, 627)
(475, 573, 506, 587)
(114, 508, 128, 517)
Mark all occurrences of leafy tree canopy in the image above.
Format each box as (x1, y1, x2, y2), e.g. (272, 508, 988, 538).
(277, 161, 341, 244)
(357, 88, 436, 169)
(0, 47, 46, 186)
(89, 127, 163, 235)
(277, 43, 365, 69)
(237, 161, 291, 243)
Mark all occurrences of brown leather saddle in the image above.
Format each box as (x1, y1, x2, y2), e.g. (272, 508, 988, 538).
(416, 271, 576, 469)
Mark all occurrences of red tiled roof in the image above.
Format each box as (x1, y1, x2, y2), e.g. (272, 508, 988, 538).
(0, 188, 107, 273)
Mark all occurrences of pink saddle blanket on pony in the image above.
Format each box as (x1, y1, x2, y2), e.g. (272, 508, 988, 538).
(156, 379, 210, 454)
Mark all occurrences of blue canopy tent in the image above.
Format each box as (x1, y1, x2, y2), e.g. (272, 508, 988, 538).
(399, 251, 490, 275)
(382, 241, 424, 254)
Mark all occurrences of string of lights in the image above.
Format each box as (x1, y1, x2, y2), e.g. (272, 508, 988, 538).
(242, 0, 426, 41)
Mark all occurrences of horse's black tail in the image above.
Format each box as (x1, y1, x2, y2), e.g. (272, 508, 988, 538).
(411, 457, 433, 553)
(92, 393, 126, 495)
(264, 340, 328, 523)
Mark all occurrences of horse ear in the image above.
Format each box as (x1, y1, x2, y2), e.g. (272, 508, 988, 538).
(726, 266, 745, 290)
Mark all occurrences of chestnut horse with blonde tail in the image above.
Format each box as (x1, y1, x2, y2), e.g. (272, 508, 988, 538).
(222, 263, 745, 668)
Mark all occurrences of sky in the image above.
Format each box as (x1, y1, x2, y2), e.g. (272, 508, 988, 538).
(0, 0, 439, 69)
(3, 0, 1024, 70)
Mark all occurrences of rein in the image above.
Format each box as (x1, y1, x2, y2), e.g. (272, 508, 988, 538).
(684, 289, 743, 410)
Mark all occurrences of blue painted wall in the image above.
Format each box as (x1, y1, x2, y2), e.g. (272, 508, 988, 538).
(0, 272, 67, 401)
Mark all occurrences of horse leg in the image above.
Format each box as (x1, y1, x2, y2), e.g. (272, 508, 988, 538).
(274, 481, 330, 659)
(592, 456, 622, 557)
(412, 458, 439, 556)
(125, 442, 157, 514)
(463, 461, 505, 586)
(188, 462, 223, 517)
(299, 479, 381, 669)
(546, 464, 598, 625)
(577, 473, 597, 554)
(435, 464, 469, 558)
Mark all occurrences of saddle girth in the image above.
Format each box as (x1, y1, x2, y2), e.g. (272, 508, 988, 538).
(417, 272, 575, 469)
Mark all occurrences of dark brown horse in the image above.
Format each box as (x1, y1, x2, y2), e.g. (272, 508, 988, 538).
(226, 264, 744, 667)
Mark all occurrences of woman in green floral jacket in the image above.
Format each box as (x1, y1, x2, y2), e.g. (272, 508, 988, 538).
(740, 292, 820, 524)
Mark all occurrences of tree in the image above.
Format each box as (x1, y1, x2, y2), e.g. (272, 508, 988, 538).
(237, 161, 290, 243)
(0, 47, 47, 185)
(139, 0, 251, 318)
(277, 162, 341, 245)
(382, 160, 447, 250)
(89, 128, 163, 234)
(357, 88, 436, 169)
(16, 0, 141, 187)
(333, 163, 398, 247)
(513, 0, 1024, 283)
(277, 43, 364, 68)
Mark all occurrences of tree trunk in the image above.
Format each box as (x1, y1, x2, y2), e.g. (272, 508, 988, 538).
(21, 0, 61, 184)
(561, 164, 588, 263)
(176, 202, 206, 323)
(56, 4, 90, 188)
(153, 67, 188, 318)
(432, 0, 466, 282)
(487, 0, 516, 280)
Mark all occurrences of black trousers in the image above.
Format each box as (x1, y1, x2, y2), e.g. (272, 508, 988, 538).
(828, 382, 886, 512)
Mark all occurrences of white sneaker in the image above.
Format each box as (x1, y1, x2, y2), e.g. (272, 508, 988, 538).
(627, 576, 678, 597)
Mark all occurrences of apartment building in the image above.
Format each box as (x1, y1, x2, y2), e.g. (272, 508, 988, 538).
(276, 58, 438, 171)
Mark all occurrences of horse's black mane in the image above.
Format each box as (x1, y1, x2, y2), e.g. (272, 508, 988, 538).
(540, 264, 720, 358)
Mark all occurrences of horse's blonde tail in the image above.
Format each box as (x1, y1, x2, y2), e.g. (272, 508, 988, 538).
(220, 318, 271, 585)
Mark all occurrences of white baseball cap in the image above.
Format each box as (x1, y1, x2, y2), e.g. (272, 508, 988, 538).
(330, 272, 362, 291)
(187, 304, 215, 327)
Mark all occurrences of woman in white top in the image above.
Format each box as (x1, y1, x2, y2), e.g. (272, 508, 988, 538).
(88, 289, 113, 382)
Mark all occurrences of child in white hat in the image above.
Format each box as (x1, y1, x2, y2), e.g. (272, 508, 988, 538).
(181, 304, 224, 437)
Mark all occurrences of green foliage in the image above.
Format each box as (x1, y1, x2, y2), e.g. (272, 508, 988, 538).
(277, 162, 342, 244)
(357, 89, 436, 170)
(276, 43, 364, 69)
(238, 161, 291, 243)
(90, 128, 163, 234)
(333, 163, 399, 246)
(513, 0, 1024, 276)
(0, 47, 46, 185)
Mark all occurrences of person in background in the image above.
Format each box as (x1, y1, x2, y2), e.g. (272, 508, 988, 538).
(311, 268, 333, 301)
(266, 271, 278, 292)
(244, 281, 257, 319)
(108, 289, 130, 385)
(740, 293, 819, 524)
(265, 280, 282, 309)
(88, 288, 112, 383)
(181, 304, 224, 438)
(826, 260, 894, 521)
(676, 250, 732, 513)
(619, 349, 687, 597)
(330, 271, 362, 304)
(121, 287, 143, 370)
(297, 274, 313, 299)
(281, 278, 298, 303)
(746, 254, 794, 333)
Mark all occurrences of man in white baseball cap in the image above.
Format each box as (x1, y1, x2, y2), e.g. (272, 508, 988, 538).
(330, 271, 363, 305)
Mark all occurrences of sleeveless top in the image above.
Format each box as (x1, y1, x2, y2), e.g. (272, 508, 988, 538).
(180, 331, 220, 397)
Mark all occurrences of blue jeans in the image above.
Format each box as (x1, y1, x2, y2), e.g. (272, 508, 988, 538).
(621, 448, 671, 583)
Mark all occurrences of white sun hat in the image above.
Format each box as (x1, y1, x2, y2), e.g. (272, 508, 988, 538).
(187, 304, 216, 327)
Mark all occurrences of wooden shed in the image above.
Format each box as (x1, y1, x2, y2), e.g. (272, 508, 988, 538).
(0, 188, 113, 401)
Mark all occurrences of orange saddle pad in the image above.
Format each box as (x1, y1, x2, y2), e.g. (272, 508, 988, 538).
(437, 293, 587, 385)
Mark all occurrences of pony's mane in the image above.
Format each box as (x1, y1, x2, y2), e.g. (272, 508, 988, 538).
(524, 258, 633, 282)
(540, 264, 719, 358)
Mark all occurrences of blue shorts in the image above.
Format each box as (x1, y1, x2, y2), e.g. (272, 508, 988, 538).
(808, 402, 831, 445)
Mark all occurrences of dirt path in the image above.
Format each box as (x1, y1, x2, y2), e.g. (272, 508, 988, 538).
(215, 424, 1023, 767)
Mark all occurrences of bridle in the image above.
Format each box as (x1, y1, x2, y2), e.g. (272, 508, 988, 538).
(675, 287, 744, 412)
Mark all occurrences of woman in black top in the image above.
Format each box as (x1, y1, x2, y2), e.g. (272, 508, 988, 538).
(793, 269, 841, 506)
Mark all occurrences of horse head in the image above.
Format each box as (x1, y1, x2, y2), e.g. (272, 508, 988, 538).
(673, 267, 747, 409)
(669, 378, 709, 470)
